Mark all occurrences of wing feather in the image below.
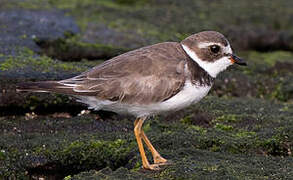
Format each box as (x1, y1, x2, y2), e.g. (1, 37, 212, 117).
(59, 42, 188, 104)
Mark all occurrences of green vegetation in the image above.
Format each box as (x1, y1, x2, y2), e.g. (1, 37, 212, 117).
(0, 48, 100, 72)
(36, 35, 129, 61)
(245, 51, 293, 66)
(0, 115, 136, 178)
(2, 96, 291, 179)
(13, 0, 293, 47)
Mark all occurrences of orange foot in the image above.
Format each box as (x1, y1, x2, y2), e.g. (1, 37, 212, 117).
(154, 156, 172, 166)
(144, 163, 161, 170)
(143, 159, 172, 170)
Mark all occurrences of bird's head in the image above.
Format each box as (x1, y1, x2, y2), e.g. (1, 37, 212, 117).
(181, 31, 246, 78)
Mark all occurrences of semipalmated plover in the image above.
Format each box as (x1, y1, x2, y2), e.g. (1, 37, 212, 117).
(18, 31, 246, 170)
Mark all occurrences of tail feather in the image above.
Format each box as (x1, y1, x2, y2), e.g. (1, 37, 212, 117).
(17, 81, 77, 95)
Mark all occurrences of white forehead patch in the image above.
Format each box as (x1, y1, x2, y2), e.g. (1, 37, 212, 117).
(182, 44, 233, 78)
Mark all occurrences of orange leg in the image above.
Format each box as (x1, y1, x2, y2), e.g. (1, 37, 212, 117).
(134, 117, 169, 170)
(140, 131, 168, 164)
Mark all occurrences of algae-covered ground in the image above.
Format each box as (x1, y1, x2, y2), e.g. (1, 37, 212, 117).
(1, 97, 293, 179)
(0, 0, 293, 179)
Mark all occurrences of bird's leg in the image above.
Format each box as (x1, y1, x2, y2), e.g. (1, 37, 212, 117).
(140, 131, 168, 165)
(134, 117, 160, 170)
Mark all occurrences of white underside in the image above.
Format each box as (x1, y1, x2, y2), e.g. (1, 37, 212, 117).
(76, 80, 211, 117)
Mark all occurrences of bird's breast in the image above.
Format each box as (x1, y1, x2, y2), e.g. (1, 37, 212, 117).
(157, 80, 212, 111)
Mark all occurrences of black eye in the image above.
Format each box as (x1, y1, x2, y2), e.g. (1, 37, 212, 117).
(210, 45, 220, 53)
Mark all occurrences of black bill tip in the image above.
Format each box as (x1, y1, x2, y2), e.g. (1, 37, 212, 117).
(230, 54, 247, 66)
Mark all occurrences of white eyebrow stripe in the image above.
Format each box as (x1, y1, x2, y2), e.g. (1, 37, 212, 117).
(198, 42, 223, 48)
(198, 42, 232, 54)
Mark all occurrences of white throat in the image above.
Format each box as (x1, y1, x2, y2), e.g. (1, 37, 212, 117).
(181, 44, 233, 78)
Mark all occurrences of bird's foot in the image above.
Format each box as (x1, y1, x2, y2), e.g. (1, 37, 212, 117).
(142, 157, 172, 170)
(155, 160, 172, 166)
(153, 156, 170, 165)
(143, 163, 161, 171)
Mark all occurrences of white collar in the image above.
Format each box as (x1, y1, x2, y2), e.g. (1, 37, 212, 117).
(181, 44, 232, 78)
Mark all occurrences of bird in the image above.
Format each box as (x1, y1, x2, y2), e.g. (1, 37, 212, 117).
(17, 31, 246, 170)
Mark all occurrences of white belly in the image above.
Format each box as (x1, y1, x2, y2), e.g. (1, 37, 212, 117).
(77, 80, 211, 117)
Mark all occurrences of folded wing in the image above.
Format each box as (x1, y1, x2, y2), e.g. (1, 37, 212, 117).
(18, 42, 187, 105)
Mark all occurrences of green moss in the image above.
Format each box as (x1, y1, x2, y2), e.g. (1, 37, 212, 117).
(5, 0, 293, 54)
(1, 96, 293, 178)
(214, 123, 234, 131)
(180, 115, 192, 125)
(271, 83, 285, 101)
(114, 0, 150, 6)
(64, 175, 72, 180)
(0, 134, 135, 178)
(142, 121, 151, 132)
(270, 79, 293, 102)
(203, 165, 219, 172)
(210, 144, 221, 152)
(189, 125, 207, 135)
(49, 0, 111, 10)
(37, 35, 129, 61)
(175, 32, 190, 41)
(246, 51, 293, 66)
(0, 150, 6, 160)
(0, 56, 23, 71)
(12, 0, 51, 9)
(213, 114, 239, 123)
(0, 48, 99, 73)
(234, 131, 256, 138)
(8, 0, 113, 10)
(48, 138, 134, 170)
(44, 0, 167, 40)
(256, 138, 288, 156)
